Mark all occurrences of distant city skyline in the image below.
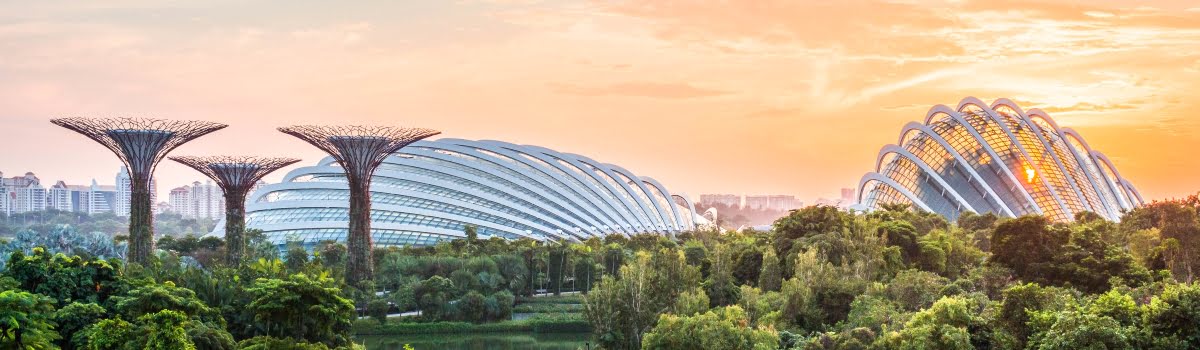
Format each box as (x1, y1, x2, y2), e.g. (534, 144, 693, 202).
(0, 167, 244, 219)
(2, 1, 1198, 202)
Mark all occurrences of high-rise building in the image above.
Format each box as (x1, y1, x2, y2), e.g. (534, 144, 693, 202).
(841, 188, 856, 203)
(699, 194, 741, 208)
(744, 195, 801, 211)
(115, 166, 156, 217)
(86, 180, 117, 215)
(47, 181, 73, 211)
(166, 181, 223, 219)
(1, 171, 47, 215)
(168, 186, 192, 217)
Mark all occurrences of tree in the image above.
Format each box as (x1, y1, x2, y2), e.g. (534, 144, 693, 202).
(1144, 282, 1200, 347)
(880, 296, 982, 350)
(414, 276, 455, 321)
(757, 248, 782, 292)
(705, 243, 740, 307)
(457, 291, 487, 323)
(0, 290, 60, 349)
(673, 288, 710, 317)
(109, 281, 222, 325)
(990, 216, 1066, 282)
(773, 206, 851, 262)
(140, 310, 196, 350)
(80, 317, 137, 350)
(584, 250, 701, 350)
(245, 273, 355, 347)
(994, 283, 1075, 347)
(367, 299, 390, 325)
(641, 306, 779, 350)
(53, 302, 107, 348)
(887, 269, 950, 312)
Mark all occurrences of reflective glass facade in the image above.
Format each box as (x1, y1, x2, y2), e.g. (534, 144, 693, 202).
(858, 97, 1144, 222)
(243, 139, 705, 247)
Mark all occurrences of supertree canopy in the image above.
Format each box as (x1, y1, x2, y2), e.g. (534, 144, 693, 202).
(169, 155, 300, 265)
(51, 117, 226, 265)
(278, 125, 440, 286)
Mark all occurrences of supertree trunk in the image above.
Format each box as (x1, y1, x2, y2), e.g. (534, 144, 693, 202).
(224, 190, 247, 265)
(346, 178, 374, 284)
(128, 176, 155, 264)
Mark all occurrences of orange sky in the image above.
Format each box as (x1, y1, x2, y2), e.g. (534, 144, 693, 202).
(1, 0, 1198, 203)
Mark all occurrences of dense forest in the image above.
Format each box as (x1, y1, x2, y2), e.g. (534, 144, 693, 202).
(2, 194, 1199, 349)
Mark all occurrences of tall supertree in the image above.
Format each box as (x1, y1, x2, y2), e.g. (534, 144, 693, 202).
(278, 125, 440, 286)
(169, 156, 300, 265)
(51, 118, 227, 264)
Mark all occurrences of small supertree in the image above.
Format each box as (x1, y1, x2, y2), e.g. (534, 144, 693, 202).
(277, 125, 440, 286)
(169, 156, 300, 265)
(51, 118, 226, 265)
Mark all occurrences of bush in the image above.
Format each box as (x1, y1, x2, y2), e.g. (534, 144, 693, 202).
(367, 299, 390, 325)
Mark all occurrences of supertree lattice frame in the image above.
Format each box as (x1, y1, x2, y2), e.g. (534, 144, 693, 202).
(277, 125, 440, 286)
(51, 117, 227, 265)
(169, 156, 300, 266)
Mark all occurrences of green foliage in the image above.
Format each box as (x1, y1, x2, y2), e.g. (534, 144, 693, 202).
(245, 273, 355, 347)
(673, 288, 710, 317)
(1144, 282, 1200, 347)
(757, 248, 782, 292)
(414, 276, 455, 321)
(991, 215, 1149, 293)
(367, 299, 390, 325)
(4, 248, 123, 307)
(237, 336, 335, 350)
(880, 296, 983, 350)
(140, 310, 196, 350)
(53, 302, 107, 348)
(0, 289, 60, 349)
(583, 250, 701, 350)
(887, 269, 950, 311)
(110, 281, 223, 325)
(641, 306, 779, 350)
(81, 317, 136, 350)
(994, 283, 1076, 347)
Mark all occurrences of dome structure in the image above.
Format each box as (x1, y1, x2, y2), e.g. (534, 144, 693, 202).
(242, 138, 704, 247)
(857, 97, 1144, 222)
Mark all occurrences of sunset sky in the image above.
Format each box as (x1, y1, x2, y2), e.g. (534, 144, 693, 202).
(2, 0, 1198, 203)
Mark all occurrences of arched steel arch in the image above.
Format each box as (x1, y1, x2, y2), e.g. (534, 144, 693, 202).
(923, 104, 1043, 215)
(873, 144, 977, 216)
(397, 141, 618, 234)
(252, 174, 585, 238)
(991, 99, 1094, 214)
(243, 139, 702, 247)
(273, 164, 595, 239)
(863, 97, 1141, 223)
(898, 122, 1016, 217)
(671, 194, 699, 230)
(1091, 150, 1143, 209)
(608, 163, 679, 231)
(469, 140, 634, 233)
(857, 172, 935, 212)
(957, 96, 1074, 220)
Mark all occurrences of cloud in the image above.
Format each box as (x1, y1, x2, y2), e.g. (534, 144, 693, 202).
(548, 81, 729, 99)
(1037, 101, 1141, 114)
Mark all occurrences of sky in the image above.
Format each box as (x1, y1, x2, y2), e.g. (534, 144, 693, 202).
(1, 0, 1199, 203)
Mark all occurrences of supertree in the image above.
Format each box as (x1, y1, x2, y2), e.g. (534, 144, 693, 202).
(277, 125, 440, 286)
(51, 118, 226, 265)
(169, 156, 300, 265)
